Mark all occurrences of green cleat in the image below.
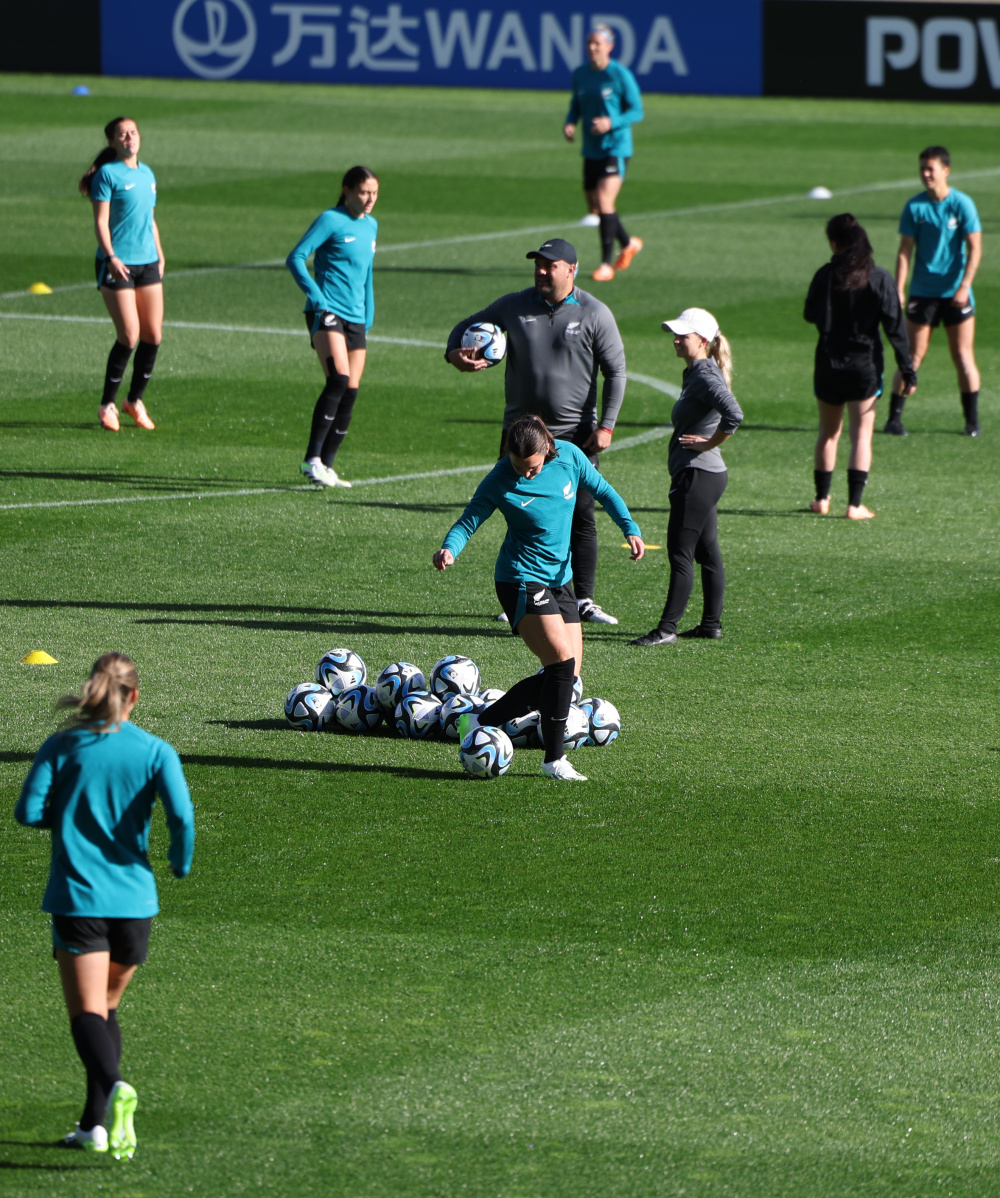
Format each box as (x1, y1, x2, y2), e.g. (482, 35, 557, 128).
(106, 1081, 138, 1160)
(456, 712, 481, 743)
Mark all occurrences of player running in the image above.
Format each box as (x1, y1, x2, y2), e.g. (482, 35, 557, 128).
(15, 654, 194, 1160)
(564, 25, 644, 282)
(886, 146, 983, 437)
(805, 214, 917, 519)
(79, 117, 165, 433)
(434, 415, 644, 782)
(287, 166, 379, 487)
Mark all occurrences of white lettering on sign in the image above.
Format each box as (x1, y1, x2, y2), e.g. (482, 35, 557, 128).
(636, 15, 687, 75)
(868, 14, 1000, 90)
(540, 12, 583, 71)
(922, 18, 977, 89)
(866, 17, 919, 86)
(424, 9, 491, 68)
(348, 3, 420, 69)
(486, 12, 537, 70)
(271, 5, 341, 67)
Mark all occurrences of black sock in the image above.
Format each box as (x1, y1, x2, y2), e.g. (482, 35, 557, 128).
(540, 658, 575, 764)
(480, 673, 544, 728)
(961, 390, 979, 425)
(320, 387, 358, 468)
(126, 340, 159, 402)
(814, 469, 832, 501)
(847, 468, 868, 508)
(71, 1013, 122, 1131)
(888, 393, 907, 422)
(614, 214, 630, 247)
(101, 342, 133, 407)
(106, 1007, 122, 1066)
(598, 214, 617, 265)
(306, 368, 349, 460)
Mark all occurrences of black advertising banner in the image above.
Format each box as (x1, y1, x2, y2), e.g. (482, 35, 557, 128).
(0, 0, 100, 74)
(765, 0, 1000, 100)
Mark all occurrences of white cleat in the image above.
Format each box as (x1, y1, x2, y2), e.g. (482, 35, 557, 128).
(541, 756, 589, 782)
(300, 460, 350, 488)
(62, 1123, 108, 1153)
(578, 600, 618, 625)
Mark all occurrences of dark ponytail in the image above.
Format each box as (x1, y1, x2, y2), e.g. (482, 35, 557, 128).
(826, 212, 873, 292)
(337, 164, 377, 207)
(505, 415, 557, 462)
(79, 116, 134, 197)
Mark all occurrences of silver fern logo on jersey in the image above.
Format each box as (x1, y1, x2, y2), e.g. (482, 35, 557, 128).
(173, 0, 257, 79)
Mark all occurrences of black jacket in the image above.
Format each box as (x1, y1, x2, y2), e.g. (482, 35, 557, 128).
(804, 258, 917, 388)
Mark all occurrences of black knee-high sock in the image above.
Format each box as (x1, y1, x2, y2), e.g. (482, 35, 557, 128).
(614, 214, 630, 247)
(305, 367, 350, 460)
(106, 1008, 122, 1066)
(320, 386, 358, 468)
(847, 469, 868, 508)
(814, 469, 832, 501)
(888, 392, 907, 421)
(102, 342, 134, 407)
(540, 658, 575, 764)
(126, 340, 159, 402)
(598, 214, 617, 265)
(961, 390, 980, 425)
(71, 1013, 122, 1131)
(480, 673, 544, 728)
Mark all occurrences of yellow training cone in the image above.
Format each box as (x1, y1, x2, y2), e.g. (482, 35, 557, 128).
(22, 650, 58, 664)
(29, 282, 53, 295)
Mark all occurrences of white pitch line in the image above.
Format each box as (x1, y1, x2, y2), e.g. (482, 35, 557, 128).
(4, 166, 998, 302)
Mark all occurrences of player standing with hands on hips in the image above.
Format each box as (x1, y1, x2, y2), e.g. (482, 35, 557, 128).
(631, 309, 743, 647)
(447, 239, 627, 626)
(15, 654, 194, 1158)
(287, 166, 379, 487)
(80, 117, 164, 433)
(885, 146, 983, 437)
(434, 415, 644, 783)
(564, 25, 644, 282)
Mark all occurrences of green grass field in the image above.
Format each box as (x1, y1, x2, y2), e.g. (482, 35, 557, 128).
(2, 72, 1000, 1197)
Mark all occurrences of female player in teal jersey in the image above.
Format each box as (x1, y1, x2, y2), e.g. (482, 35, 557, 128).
(434, 415, 644, 782)
(287, 166, 379, 487)
(79, 117, 165, 433)
(15, 653, 194, 1159)
(564, 26, 644, 283)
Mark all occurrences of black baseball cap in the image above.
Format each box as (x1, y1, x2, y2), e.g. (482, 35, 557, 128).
(526, 238, 577, 265)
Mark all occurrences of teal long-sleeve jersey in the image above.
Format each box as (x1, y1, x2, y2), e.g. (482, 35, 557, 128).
(566, 59, 644, 160)
(442, 441, 641, 587)
(15, 721, 195, 918)
(286, 205, 377, 328)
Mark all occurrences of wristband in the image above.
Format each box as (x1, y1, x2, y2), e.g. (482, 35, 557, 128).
(599, 426, 614, 438)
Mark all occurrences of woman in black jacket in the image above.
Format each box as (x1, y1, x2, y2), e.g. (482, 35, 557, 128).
(805, 214, 917, 519)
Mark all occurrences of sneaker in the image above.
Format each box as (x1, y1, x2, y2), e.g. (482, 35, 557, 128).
(99, 403, 120, 432)
(963, 422, 982, 437)
(629, 629, 677, 646)
(300, 460, 342, 488)
(106, 1080, 138, 1160)
(122, 399, 155, 430)
(613, 237, 644, 271)
(591, 263, 615, 282)
(456, 713, 482, 742)
(884, 418, 907, 436)
(62, 1123, 108, 1153)
(845, 504, 876, 520)
(810, 497, 830, 515)
(542, 756, 588, 782)
(321, 464, 352, 488)
(678, 625, 722, 639)
(578, 600, 618, 625)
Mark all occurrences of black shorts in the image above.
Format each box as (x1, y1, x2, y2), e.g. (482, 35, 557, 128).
(583, 155, 629, 192)
(306, 311, 367, 350)
(906, 295, 975, 328)
(495, 580, 580, 630)
(814, 369, 883, 404)
(95, 260, 161, 290)
(51, 915, 152, 965)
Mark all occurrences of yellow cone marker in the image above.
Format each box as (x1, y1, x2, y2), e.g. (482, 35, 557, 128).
(28, 282, 53, 295)
(22, 650, 58, 664)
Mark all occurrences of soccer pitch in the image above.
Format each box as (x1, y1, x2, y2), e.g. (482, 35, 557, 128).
(3, 72, 1000, 1196)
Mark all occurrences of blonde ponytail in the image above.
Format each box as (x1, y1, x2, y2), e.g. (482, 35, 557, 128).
(57, 652, 138, 729)
(710, 332, 733, 389)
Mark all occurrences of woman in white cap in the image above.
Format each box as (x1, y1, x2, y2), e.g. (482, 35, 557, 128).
(631, 308, 743, 646)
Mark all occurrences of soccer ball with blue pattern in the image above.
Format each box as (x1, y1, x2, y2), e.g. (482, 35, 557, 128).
(429, 655, 481, 701)
(563, 703, 590, 750)
(504, 710, 541, 749)
(459, 725, 514, 778)
(460, 321, 506, 367)
(335, 684, 384, 734)
(374, 661, 426, 714)
(284, 682, 336, 731)
(394, 691, 443, 739)
(316, 647, 366, 695)
(579, 697, 621, 746)
(477, 687, 506, 705)
(440, 693, 485, 741)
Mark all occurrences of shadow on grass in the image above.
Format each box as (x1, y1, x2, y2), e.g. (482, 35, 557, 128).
(740, 423, 812, 433)
(339, 499, 466, 514)
(0, 468, 266, 489)
(0, 750, 34, 764)
(629, 506, 810, 518)
(0, 598, 485, 620)
(0, 422, 95, 432)
(374, 265, 524, 276)
(135, 616, 507, 638)
(180, 753, 457, 779)
(207, 718, 291, 731)
(0, 1140, 92, 1169)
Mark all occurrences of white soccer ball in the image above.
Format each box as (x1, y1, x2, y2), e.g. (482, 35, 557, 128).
(316, 648, 366, 695)
(374, 661, 426, 714)
(440, 693, 486, 741)
(429, 655, 481, 701)
(394, 691, 443, 739)
(335, 684, 384, 734)
(477, 687, 506, 705)
(578, 697, 621, 746)
(459, 725, 514, 778)
(460, 321, 506, 367)
(504, 710, 541, 749)
(809, 185, 833, 200)
(284, 682, 336, 731)
(563, 703, 590, 750)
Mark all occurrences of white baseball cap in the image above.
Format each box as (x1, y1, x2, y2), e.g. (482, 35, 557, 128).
(662, 307, 719, 343)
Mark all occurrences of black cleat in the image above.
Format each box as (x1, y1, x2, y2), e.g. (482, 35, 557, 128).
(678, 625, 722, 639)
(962, 422, 981, 437)
(884, 418, 908, 436)
(629, 629, 677, 646)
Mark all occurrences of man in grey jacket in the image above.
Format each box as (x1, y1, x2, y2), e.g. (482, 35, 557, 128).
(446, 238, 626, 624)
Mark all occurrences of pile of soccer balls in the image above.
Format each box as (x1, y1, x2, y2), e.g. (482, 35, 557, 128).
(284, 649, 621, 780)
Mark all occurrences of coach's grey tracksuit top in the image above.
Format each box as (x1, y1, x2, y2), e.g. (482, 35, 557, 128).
(668, 359, 744, 478)
(446, 287, 626, 437)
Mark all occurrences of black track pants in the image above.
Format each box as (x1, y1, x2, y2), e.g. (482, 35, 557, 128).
(657, 468, 728, 634)
(570, 442, 600, 602)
